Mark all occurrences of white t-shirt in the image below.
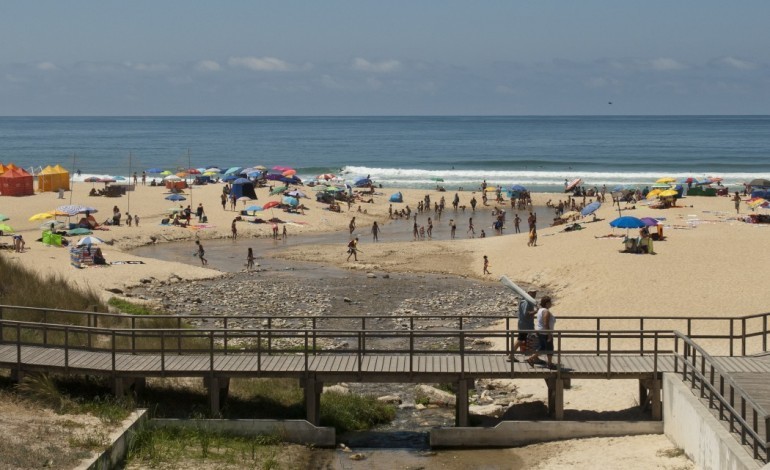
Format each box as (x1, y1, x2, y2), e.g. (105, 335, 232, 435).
(535, 308, 556, 331)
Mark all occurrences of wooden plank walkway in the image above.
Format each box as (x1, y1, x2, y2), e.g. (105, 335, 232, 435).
(4, 343, 770, 381)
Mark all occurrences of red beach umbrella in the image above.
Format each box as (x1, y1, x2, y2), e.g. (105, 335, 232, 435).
(263, 201, 280, 210)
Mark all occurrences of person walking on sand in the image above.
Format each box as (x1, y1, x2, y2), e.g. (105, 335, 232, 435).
(195, 240, 207, 265)
(514, 214, 521, 233)
(527, 296, 557, 370)
(427, 217, 433, 238)
(220, 193, 227, 210)
(467, 217, 475, 238)
(449, 219, 457, 239)
(349, 216, 356, 234)
(483, 255, 491, 275)
(372, 221, 381, 242)
(231, 219, 238, 239)
(282, 225, 287, 241)
(528, 227, 537, 247)
(346, 236, 360, 261)
(246, 247, 255, 271)
(271, 222, 279, 239)
(413, 218, 419, 240)
(734, 192, 741, 214)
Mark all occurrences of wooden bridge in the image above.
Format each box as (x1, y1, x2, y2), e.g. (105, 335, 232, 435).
(1, 305, 769, 462)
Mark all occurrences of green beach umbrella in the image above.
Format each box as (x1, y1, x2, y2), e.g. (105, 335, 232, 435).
(67, 227, 92, 236)
(0, 214, 9, 222)
(0, 223, 15, 233)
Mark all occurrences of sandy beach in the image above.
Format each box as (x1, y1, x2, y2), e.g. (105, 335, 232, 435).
(1, 179, 767, 467)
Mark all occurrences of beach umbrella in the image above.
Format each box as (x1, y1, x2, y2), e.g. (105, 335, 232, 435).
(233, 178, 251, 185)
(160, 170, 172, 176)
(282, 196, 299, 207)
(484, 187, 496, 192)
(163, 175, 182, 181)
(237, 196, 254, 204)
(263, 201, 280, 210)
(29, 212, 53, 221)
(223, 174, 239, 182)
(559, 210, 580, 220)
(0, 214, 8, 221)
(224, 167, 243, 175)
(287, 190, 306, 198)
(609, 216, 646, 229)
(76, 236, 105, 246)
(83, 176, 100, 183)
(205, 167, 222, 173)
(272, 165, 293, 172)
(646, 189, 662, 199)
(100, 177, 116, 183)
(749, 178, 770, 188)
(57, 204, 87, 216)
(165, 194, 186, 201)
(658, 189, 678, 198)
(67, 227, 92, 236)
(656, 177, 676, 184)
(581, 201, 601, 217)
(146, 168, 164, 173)
(510, 184, 527, 192)
(639, 217, 660, 226)
(186, 168, 201, 175)
(246, 205, 263, 212)
(282, 169, 297, 177)
(748, 198, 768, 209)
(0, 223, 14, 233)
(270, 187, 285, 195)
(203, 171, 219, 176)
(317, 173, 335, 181)
(254, 165, 267, 171)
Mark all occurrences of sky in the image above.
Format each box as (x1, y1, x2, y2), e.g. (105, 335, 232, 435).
(1, 1, 769, 116)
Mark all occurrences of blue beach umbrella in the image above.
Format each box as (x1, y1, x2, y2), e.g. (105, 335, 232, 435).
(146, 168, 164, 173)
(246, 205, 263, 212)
(224, 167, 243, 175)
(510, 184, 527, 192)
(223, 174, 239, 182)
(609, 216, 646, 229)
(165, 194, 186, 201)
(233, 178, 251, 185)
(282, 196, 299, 207)
(581, 201, 601, 217)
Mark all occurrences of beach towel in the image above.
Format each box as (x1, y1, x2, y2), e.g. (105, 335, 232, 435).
(109, 260, 146, 265)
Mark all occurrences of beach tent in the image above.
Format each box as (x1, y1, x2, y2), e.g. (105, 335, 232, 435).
(389, 192, 403, 203)
(37, 164, 70, 192)
(0, 163, 6, 175)
(229, 179, 257, 200)
(0, 167, 34, 196)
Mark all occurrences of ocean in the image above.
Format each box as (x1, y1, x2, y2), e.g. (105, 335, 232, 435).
(1, 115, 769, 192)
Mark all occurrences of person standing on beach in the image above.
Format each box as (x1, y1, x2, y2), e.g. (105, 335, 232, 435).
(141, 171, 146, 185)
(372, 221, 381, 242)
(231, 219, 238, 239)
(514, 214, 521, 233)
(134, 214, 140, 227)
(734, 192, 741, 214)
(528, 227, 537, 247)
(449, 219, 457, 239)
(195, 240, 207, 265)
(126, 213, 133, 227)
(346, 236, 359, 261)
(197, 203, 205, 222)
(427, 217, 433, 238)
(133, 172, 138, 185)
(413, 218, 419, 240)
(467, 217, 475, 238)
(282, 226, 287, 240)
(349, 217, 356, 234)
(246, 248, 255, 271)
(483, 255, 491, 275)
(470, 196, 477, 212)
(220, 193, 227, 210)
(271, 223, 279, 239)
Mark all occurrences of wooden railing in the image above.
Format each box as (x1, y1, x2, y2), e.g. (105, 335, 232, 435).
(0, 317, 675, 380)
(1, 305, 769, 357)
(674, 331, 769, 463)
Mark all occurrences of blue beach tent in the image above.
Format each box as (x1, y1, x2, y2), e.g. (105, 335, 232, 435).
(389, 192, 403, 203)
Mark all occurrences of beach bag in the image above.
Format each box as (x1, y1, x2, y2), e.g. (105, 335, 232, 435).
(201, 215, 208, 223)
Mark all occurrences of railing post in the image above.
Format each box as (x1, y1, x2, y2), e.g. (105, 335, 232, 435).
(209, 331, 214, 372)
(0, 306, 4, 342)
(257, 330, 262, 372)
(741, 317, 746, 356)
(160, 331, 165, 374)
(131, 317, 136, 352)
(640, 318, 644, 355)
(763, 315, 768, 353)
(729, 319, 734, 356)
(504, 317, 509, 355)
(596, 318, 601, 356)
(111, 330, 116, 373)
(409, 329, 414, 374)
(460, 330, 465, 378)
(606, 332, 612, 377)
(267, 318, 272, 353)
(556, 332, 562, 380)
(178, 317, 183, 353)
(358, 331, 362, 373)
(42, 310, 48, 344)
(653, 332, 658, 376)
(223, 319, 228, 356)
(16, 323, 21, 370)
(304, 331, 309, 372)
(312, 318, 317, 353)
(64, 326, 69, 373)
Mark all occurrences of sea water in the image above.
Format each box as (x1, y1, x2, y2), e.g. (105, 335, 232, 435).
(1, 115, 769, 191)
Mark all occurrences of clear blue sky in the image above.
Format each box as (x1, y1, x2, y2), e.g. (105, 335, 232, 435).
(1, 1, 768, 115)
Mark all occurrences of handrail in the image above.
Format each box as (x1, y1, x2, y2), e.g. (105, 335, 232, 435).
(673, 331, 769, 462)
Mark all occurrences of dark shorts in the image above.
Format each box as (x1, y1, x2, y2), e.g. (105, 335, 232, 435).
(517, 331, 528, 341)
(537, 334, 554, 353)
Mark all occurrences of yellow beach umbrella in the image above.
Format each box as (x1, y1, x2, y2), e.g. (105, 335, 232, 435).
(646, 189, 662, 199)
(656, 177, 676, 184)
(659, 189, 678, 197)
(29, 212, 54, 221)
(484, 187, 497, 192)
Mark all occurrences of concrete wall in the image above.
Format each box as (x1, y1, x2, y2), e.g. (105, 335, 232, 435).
(430, 420, 662, 447)
(663, 372, 761, 470)
(151, 419, 336, 448)
(75, 409, 148, 470)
